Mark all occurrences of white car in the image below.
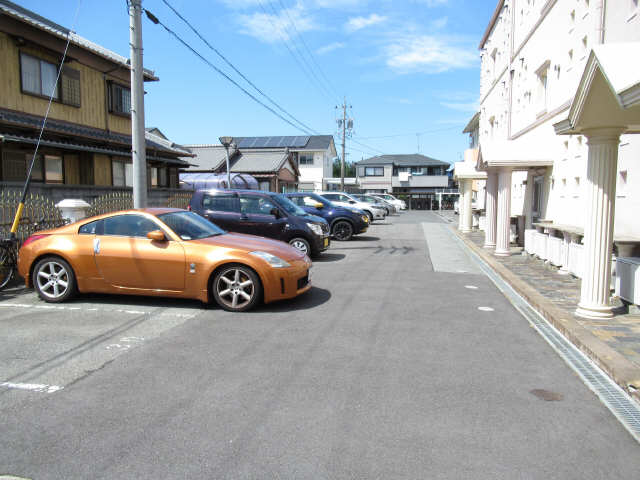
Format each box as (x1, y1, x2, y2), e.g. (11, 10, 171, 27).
(372, 193, 406, 211)
(319, 192, 386, 222)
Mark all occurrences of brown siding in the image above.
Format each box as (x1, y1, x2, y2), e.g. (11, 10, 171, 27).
(0, 32, 131, 135)
(93, 154, 111, 186)
(64, 154, 80, 185)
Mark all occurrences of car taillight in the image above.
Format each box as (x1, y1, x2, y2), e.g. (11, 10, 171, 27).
(187, 204, 191, 211)
(21, 234, 50, 248)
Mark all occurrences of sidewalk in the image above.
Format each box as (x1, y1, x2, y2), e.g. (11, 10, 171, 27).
(452, 224, 640, 405)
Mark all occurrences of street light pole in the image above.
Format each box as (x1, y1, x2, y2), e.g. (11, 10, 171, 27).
(219, 136, 234, 189)
(129, 0, 147, 208)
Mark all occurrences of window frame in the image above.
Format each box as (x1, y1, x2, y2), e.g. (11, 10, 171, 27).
(108, 81, 132, 117)
(364, 166, 384, 177)
(299, 154, 314, 165)
(19, 52, 81, 107)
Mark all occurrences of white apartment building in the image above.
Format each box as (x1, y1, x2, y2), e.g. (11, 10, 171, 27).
(455, 0, 640, 319)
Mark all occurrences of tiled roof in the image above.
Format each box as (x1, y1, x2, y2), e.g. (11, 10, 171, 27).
(357, 154, 450, 167)
(229, 150, 290, 173)
(181, 145, 233, 171)
(0, 107, 188, 156)
(0, 0, 157, 80)
(0, 132, 191, 166)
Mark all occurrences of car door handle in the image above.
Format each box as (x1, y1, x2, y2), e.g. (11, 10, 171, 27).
(93, 238, 100, 254)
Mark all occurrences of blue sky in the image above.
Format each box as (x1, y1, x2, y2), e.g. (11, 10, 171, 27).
(17, 0, 496, 165)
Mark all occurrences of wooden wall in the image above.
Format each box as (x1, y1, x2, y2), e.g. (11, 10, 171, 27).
(93, 154, 112, 186)
(0, 32, 131, 135)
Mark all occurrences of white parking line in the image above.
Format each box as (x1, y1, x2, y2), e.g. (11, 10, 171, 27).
(0, 382, 63, 393)
(0, 303, 196, 318)
(465, 285, 479, 289)
(478, 306, 495, 312)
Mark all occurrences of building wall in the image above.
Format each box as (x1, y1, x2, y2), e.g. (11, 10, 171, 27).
(297, 150, 326, 190)
(478, 0, 640, 237)
(0, 32, 130, 135)
(357, 164, 392, 192)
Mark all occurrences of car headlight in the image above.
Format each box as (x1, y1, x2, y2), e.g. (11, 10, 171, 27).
(307, 222, 323, 236)
(249, 251, 291, 268)
(361, 215, 369, 222)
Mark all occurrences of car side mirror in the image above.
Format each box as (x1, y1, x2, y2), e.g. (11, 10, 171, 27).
(270, 207, 281, 218)
(314, 202, 324, 209)
(349, 200, 356, 204)
(147, 230, 166, 242)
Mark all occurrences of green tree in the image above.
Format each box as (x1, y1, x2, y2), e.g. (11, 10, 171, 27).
(332, 159, 356, 177)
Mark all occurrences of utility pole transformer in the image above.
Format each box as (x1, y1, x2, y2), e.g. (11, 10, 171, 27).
(129, 0, 147, 208)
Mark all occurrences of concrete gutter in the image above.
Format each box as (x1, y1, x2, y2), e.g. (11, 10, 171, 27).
(452, 227, 640, 405)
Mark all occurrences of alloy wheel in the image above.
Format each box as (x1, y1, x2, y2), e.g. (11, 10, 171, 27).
(215, 267, 255, 310)
(289, 238, 310, 254)
(333, 221, 353, 241)
(36, 260, 71, 300)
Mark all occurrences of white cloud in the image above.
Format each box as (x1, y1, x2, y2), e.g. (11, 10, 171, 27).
(440, 101, 479, 112)
(345, 13, 387, 32)
(316, 42, 346, 54)
(239, 4, 315, 43)
(430, 16, 448, 29)
(385, 35, 477, 73)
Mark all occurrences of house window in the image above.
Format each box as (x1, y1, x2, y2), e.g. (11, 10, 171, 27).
(150, 167, 158, 187)
(20, 53, 59, 99)
(60, 66, 81, 106)
(299, 154, 314, 165)
(108, 82, 131, 115)
(112, 158, 132, 187)
(364, 167, 384, 176)
(44, 155, 63, 183)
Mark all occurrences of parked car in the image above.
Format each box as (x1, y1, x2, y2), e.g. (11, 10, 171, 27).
(17, 209, 313, 312)
(319, 192, 386, 223)
(353, 194, 397, 215)
(189, 189, 330, 257)
(285, 192, 369, 241)
(372, 193, 407, 211)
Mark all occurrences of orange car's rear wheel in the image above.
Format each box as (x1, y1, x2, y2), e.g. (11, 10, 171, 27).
(33, 256, 76, 303)
(213, 265, 262, 312)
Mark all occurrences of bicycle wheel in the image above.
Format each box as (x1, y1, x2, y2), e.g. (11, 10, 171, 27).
(0, 243, 15, 290)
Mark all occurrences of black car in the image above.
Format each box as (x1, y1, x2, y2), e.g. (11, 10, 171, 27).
(188, 189, 330, 257)
(285, 192, 369, 241)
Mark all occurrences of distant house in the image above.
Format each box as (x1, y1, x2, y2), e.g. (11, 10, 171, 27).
(182, 135, 336, 192)
(0, 0, 191, 205)
(356, 154, 453, 209)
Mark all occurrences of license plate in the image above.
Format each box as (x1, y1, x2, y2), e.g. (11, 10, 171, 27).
(323, 237, 329, 247)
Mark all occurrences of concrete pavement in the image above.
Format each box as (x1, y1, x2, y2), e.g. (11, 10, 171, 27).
(1, 211, 639, 479)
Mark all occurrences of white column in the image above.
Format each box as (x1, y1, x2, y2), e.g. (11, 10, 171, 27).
(576, 128, 622, 319)
(495, 167, 512, 256)
(523, 170, 535, 229)
(484, 169, 498, 248)
(461, 179, 473, 233)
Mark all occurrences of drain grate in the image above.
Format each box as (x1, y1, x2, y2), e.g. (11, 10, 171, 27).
(450, 232, 640, 443)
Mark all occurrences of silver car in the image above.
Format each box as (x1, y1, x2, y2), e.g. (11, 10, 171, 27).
(353, 194, 396, 216)
(319, 192, 386, 223)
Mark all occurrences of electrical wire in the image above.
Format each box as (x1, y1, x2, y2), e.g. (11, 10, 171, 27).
(159, 0, 318, 136)
(275, 0, 341, 103)
(256, 0, 335, 104)
(144, 9, 318, 135)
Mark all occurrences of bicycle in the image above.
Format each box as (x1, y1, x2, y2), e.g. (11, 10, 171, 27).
(0, 236, 18, 290)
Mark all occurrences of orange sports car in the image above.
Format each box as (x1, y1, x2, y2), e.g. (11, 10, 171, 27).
(17, 208, 313, 312)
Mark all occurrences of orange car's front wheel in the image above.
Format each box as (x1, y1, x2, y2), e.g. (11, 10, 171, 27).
(212, 265, 262, 312)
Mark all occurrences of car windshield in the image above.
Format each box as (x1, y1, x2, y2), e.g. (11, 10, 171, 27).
(304, 193, 332, 207)
(272, 194, 308, 216)
(157, 211, 225, 240)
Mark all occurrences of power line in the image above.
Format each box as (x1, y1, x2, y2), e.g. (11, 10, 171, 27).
(159, 0, 317, 136)
(353, 125, 462, 140)
(256, 0, 335, 104)
(275, 0, 341, 103)
(144, 9, 318, 135)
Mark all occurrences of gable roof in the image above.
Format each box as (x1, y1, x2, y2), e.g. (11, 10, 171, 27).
(229, 149, 293, 173)
(0, 0, 157, 81)
(357, 154, 449, 167)
(182, 144, 235, 171)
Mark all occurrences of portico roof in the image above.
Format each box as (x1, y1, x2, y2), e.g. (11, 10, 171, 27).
(477, 141, 554, 169)
(554, 43, 640, 135)
(453, 160, 487, 180)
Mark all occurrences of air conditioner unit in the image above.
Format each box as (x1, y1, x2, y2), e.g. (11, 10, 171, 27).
(615, 257, 640, 305)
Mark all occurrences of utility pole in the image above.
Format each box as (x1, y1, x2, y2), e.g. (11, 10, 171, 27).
(341, 99, 346, 191)
(129, 0, 147, 208)
(337, 98, 353, 191)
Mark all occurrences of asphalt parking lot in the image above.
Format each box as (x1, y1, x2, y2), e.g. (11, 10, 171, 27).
(1, 211, 639, 479)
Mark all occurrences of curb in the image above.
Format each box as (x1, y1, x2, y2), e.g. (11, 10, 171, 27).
(452, 227, 640, 405)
